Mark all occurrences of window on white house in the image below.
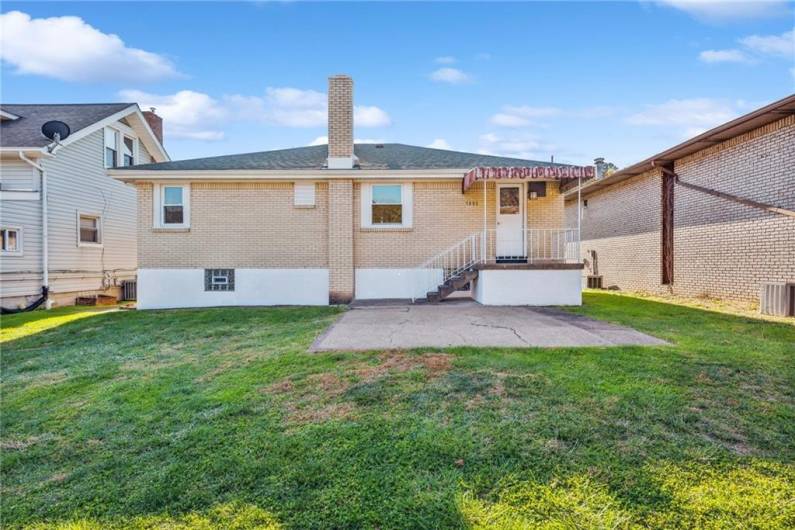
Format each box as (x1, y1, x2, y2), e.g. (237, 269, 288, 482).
(104, 128, 119, 168)
(78, 214, 101, 245)
(1, 227, 22, 255)
(122, 136, 135, 167)
(294, 182, 315, 207)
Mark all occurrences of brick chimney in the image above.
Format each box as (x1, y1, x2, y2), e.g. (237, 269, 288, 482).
(143, 107, 163, 145)
(327, 75, 354, 169)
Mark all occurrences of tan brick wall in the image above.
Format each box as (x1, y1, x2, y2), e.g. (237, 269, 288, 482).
(354, 181, 566, 268)
(138, 178, 568, 300)
(567, 115, 795, 303)
(328, 179, 354, 302)
(328, 76, 353, 159)
(137, 182, 329, 269)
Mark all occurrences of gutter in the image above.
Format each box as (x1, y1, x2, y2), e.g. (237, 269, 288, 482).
(18, 151, 51, 309)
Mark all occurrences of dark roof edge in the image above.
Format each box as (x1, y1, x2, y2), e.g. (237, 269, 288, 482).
(565, 92, 795, 198)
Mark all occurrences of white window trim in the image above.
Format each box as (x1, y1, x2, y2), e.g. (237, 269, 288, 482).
(76, 211, 103, 248)
(154, 183, 191, 229)
(1, 226, 23, 256)
(361, 183, 413, 229)
(104, 125, 138, 168)
(104, 127, 119, 169)
(121, 134, 138, 167)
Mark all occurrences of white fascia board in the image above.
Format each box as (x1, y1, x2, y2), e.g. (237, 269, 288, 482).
(0, 110, 21, 120)
(110, 168, 470, 183)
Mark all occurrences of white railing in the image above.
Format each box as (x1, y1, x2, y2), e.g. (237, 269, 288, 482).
(412, 228, 580, 301)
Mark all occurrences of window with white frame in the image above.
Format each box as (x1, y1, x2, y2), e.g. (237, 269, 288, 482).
(78, 213, 101, 245)
(1, 227, 22, 255)
(104, 128, 119, 168)
(155, 184, 190, 228)
(361, 183, 413, 228)
(294, 182, 315, 207)
(122, 135, 135, 167)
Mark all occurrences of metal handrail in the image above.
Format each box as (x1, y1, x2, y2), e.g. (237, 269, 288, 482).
(412, 228, 581, 302)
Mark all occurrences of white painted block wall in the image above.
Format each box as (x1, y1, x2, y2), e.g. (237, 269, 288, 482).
(473, 269, 582, 306)
(138, 268, 329, 309)
(355, 268, 444, 300)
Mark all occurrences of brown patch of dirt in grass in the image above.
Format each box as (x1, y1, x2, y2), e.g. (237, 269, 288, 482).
(307, 372, 349, 396)
(355, 351, 453, 381)
(1, 433, 57, 451)
(262, 379, 293, 394)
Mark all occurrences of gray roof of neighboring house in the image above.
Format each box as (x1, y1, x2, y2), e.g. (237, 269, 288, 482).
(0, 103, 134, 148)
(119, 143, 568, 171)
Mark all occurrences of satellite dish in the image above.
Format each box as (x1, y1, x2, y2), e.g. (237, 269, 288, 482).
(41, 121, 71, 142)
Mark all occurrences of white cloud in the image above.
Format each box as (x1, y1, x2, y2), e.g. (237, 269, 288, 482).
(355, 106, 392, 127)
(626, 98, 744, 138)
(227, 88, 390, 127)
(478, 132, 555, 160)
(656, 1, 790, 21)
(740, 29, 794, 56)
(119, 89, 226, 141)
(122, 85, 391, 142)
(427, 138, 452, 150)
(434, 56, 457, 64)
(0, 11, 179, 82)
(430, 67, 472, 84)
(699, 49, 749, 63)
(490, 105, 562, 127)
(697, 29, 792, 68)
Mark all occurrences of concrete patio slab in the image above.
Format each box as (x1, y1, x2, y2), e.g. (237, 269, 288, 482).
(311, 301, 668, 351)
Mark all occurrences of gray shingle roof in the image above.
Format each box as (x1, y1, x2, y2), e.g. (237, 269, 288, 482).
(0, 103, 134, 148)
(121, 143, 568, 171)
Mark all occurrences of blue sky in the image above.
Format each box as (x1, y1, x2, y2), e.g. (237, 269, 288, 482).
(2, 1, 793, 166)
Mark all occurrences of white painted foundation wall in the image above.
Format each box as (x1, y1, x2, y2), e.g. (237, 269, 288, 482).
(473, 269, 582, 306)
(138, 268, 329, 309)
(355, 268, 444, 300)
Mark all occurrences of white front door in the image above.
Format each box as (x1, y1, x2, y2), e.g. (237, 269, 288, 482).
(496, 183, 525, 257)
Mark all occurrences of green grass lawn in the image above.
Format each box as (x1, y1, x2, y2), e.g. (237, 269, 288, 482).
(1, 293, 793, 529)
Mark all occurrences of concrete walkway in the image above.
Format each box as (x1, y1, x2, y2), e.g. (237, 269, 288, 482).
(311, 301, 668, 351)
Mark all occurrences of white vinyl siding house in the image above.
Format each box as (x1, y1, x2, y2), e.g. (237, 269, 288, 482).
(0, 103, 167, 308)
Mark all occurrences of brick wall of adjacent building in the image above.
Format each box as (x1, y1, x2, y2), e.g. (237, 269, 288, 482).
(566, 114, 795, 303)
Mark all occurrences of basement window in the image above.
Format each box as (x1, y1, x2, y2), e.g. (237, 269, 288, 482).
(1, 227, 22, 255)
(362, 183, 413, 228)
(205, 269, 235, 291)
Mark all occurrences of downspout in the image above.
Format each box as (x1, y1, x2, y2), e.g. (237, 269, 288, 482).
(18, 151, 51, 309)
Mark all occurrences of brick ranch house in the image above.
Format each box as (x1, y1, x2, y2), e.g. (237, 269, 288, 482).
(112, 75, 597, 309)
(563, 94, 795, 307)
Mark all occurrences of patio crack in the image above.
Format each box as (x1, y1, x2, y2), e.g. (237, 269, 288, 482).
(470, 320, 530, 345)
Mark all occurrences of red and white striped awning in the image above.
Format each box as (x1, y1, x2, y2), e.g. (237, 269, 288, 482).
(462, 165, 595, 192)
